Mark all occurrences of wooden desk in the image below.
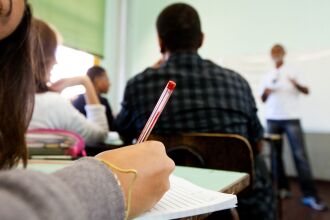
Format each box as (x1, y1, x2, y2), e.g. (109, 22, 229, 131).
(263, 133, 282, 142)
(27, 160, 249, 194)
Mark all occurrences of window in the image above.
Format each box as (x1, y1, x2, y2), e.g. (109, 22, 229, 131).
(50, 45, 95, 99)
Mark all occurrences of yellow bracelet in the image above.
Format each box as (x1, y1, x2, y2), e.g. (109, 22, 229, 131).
(96, 158, 138, 220)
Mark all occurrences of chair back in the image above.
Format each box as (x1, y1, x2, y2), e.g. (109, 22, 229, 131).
(149, 133, 254, 186)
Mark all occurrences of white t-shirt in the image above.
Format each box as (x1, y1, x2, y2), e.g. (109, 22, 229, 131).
(29, 92, 109, 145)
(260, 64, 307, 120)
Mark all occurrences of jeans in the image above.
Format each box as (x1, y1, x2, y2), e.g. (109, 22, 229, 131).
(267, 119, 317, 197)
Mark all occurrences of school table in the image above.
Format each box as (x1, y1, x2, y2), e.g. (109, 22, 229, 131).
(26, 159, 250, 194)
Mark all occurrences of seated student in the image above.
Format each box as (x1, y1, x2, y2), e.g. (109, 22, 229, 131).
(28, 18, 108, 145)
(72, 66, 115, 130)
(0, 1, 174, 220)
(115, 3, 276, 219)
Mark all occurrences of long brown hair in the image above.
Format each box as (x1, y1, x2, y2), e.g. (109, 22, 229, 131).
(0, 4, 34, 168)
(32, 18, 58, 93)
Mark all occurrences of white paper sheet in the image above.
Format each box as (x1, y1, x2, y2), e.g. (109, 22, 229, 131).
(136, 175, 237, 220)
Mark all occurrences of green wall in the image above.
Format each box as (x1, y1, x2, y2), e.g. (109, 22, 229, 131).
(30, 0, 106, 56)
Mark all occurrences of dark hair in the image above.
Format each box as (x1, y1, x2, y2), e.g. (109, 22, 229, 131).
(0, 4, 34, 168)
(87, 66, 106, 82)
(271, 44, 286, 53)
(32, 18, 58, 93)
(156, 3, 202, 52)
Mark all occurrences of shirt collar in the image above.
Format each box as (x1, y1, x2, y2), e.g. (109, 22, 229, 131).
(166, 51, 202, 64)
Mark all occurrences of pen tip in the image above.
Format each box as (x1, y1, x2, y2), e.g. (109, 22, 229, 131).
(167, 81, 176, 90)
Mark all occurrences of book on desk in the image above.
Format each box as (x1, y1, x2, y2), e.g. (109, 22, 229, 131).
(136, 175, 237, 219)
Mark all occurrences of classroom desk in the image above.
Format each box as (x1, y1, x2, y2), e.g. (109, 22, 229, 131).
(26, 160, 250, 194)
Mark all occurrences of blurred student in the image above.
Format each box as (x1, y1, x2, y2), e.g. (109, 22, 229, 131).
(0, 1, 174, 219)
(260, 44, 327, 211)
(28, 19, 109, 145)
(115, 3, 276, 219)
(72, 66, 115, 130)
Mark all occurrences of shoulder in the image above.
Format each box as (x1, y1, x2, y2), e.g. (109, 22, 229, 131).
(72, 94, 85, 104)
(36, 92, 72, 108)
(36, 91, 65, 102)
(125, 68, 156, 93)
(75, 94, 85, 100)
(220, 65, 251, 89)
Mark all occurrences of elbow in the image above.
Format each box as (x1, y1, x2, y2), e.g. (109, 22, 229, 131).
(84, 130, 108, 146)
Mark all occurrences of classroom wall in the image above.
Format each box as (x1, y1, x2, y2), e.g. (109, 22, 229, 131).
(102, 0, 330, 180)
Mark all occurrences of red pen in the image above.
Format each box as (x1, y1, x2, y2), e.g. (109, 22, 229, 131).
(137, 81, 176, 143)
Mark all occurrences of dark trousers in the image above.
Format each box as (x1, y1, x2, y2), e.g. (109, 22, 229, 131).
(267, 119, 317, 197)
(237, 154, 277, 220)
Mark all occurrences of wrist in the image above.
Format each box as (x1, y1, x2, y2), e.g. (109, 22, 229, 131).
(95, 158, 138, 219)
(77, 76, 88, 85)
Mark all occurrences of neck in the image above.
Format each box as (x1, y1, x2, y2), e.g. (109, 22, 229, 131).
(275, 61, 284, 69)
(162, 51, 170, 61)
(94, 87, 100, 95)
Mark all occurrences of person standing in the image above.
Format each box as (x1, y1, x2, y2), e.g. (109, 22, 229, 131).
(261, 44, 327, 211)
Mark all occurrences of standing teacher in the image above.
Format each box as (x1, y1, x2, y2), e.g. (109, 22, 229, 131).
(260, 44, 327, 211)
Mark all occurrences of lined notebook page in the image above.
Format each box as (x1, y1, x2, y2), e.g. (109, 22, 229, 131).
(136, 175, 237, 220)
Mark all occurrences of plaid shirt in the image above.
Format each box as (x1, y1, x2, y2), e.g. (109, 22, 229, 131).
(115, 52, 263, 147)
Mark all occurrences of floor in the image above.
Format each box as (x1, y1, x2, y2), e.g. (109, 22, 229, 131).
(281, 178, 330, 220)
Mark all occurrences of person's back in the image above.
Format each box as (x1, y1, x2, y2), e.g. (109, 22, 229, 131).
(115, 3, 275, 219)
(116, 52, 263, 148)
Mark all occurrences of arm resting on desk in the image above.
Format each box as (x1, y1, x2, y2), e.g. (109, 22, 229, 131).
(0, 158, 125, 220)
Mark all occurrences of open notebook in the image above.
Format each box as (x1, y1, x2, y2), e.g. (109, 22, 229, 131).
(136, 175, 237, 220)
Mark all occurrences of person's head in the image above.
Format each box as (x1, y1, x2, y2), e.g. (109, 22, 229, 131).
(0, 0, 26, 40)
(0, 0, 34, 168)
(156, 3, 203, 54)
(32, 18, 58, 93)
(87, 66, 110, 94)
(271, 44, 286, 65)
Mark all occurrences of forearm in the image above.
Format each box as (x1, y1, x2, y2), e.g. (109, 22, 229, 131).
(0, 159, 125, 220)
(261, 92, 269, 102)
(82, 77, 101, 105)
(50, 76, 101, 104)
(54, 158, 125, 220)
(0, 169, 87, 220)
(295, 84, 309, 94)
(84, 105, 109, 144)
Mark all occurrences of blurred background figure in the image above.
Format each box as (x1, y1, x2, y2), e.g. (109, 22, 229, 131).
(29, 19, 109, 146)
(260, 44, 327, 211)
(72, 66, 115, 130)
